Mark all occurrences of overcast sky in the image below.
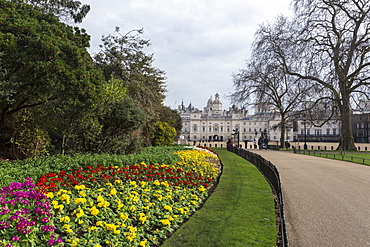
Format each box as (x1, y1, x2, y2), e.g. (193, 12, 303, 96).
(78, 0, 294, 110)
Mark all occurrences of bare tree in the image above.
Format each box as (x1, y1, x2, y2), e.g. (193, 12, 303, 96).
(231, 29, 314, 147)
(293, 0, 370, 150)
(254, 1, 370, 150)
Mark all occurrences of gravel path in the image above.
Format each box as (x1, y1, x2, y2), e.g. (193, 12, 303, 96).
(252, 150, 370, 247)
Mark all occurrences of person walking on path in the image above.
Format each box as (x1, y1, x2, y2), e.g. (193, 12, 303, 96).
(258, 136, 263, 150)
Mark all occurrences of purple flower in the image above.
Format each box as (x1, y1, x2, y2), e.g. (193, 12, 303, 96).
(11, 236, 20, 241)
(41, 225, 56, 232)
(21, 228, 32, 234)
(47, 239, 56, 246)
(0, 206, 10, 215)
(0, 221, 10, 229)
(21, 208, 30, 215)
(41, 217, 49, 223)
(9, 215, 20, 221)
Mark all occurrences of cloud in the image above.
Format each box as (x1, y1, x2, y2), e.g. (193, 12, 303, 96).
(79, 0, 293, 110)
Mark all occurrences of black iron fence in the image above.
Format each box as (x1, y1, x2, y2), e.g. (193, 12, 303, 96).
(227, 144, 288, 247)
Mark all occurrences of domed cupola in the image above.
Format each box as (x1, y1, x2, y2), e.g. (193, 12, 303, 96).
(212, 92, 222, 111)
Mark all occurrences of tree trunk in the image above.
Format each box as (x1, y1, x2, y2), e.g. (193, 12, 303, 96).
(280, 114, 286, 148)
(337, 97, 356, 151)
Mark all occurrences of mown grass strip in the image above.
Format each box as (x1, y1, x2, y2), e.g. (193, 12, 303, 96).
(295, 150, 370, 166)
(161, 148, 277, 247)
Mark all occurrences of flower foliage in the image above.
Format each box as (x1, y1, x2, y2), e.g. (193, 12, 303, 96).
(0, 178, 63, 246)
(0, 148, 220, 246)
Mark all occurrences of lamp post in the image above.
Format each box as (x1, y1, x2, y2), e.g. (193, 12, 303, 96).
(303, 120, 307, 150)
(233, 129, 240, 148)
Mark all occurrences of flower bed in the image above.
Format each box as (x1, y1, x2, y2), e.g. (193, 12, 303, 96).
(0, 148, 220, 247)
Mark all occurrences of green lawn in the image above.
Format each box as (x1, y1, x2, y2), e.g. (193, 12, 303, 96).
(296, 150, 370, 165)
(161, 148, 277, 247)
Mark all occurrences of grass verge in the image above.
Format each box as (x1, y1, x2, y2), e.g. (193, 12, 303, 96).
(295, 150, 370, 165)
(161, 148, 277, 247)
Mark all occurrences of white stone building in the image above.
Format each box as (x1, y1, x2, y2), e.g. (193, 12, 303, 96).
(177, 92, 341, 145)
(177, 92, 292, 144)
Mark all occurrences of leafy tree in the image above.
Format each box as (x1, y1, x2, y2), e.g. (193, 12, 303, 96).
(89, 96, 148, 154)
(94, 27, 167, 145)
(5, 108, 51, 159)
(0, 0, 103, 158)
(0, 0, 101, 128)
(151, 121, 177, 146)
(9, 0, 90, 23)
(158, 106, 182, 141)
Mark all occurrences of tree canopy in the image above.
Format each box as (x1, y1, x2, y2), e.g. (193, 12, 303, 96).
(0, 0, 101, 127)
(0, 1, 180, 159)
(8, 0, 90, 23)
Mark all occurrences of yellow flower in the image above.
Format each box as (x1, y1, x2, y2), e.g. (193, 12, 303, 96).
(140, 239, 147, 246)
(46, 192, 54, 198)
(160, 219, 171, 226)
(153, 180, 160, 186)
(74, 184, 86, 190)
(161, 181, 169, 187)
(78, 220, 84, 224)
(129, 205, 136, 212)
(96, 221, 104, 226)
(114, 179, 122, 185)
(74, 197, 87, 204)
(98, 201, 110, 208)
(76, 208, 84, 218)
(119, 213, 129, 222)
(198, 185, 207, 192)
(139, 213, 147, 224)
(60, 194, 70, 202)
(89, 206, 100, 216)
(60, 216, 71, 223)
(79, 191, 86, 197)
(164, 205, 172, 211)
(88, 226, 97, 232)
(109, 188, 117, 196)
(97, 195, 104, 202)
(105, 223, 119, 231)
(94, 244, 102, 247)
